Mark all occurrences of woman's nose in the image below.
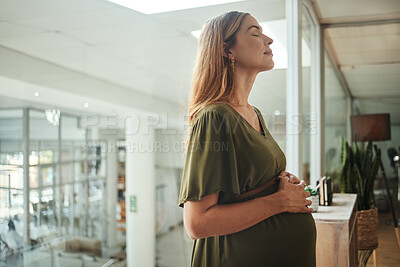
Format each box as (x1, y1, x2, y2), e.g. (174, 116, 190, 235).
(263, 35, 273, 45)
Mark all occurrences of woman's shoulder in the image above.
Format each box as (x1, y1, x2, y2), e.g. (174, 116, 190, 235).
(192, 102, 236, 130)
(196, 102, 234, 120)
(196, 102, 232, 118)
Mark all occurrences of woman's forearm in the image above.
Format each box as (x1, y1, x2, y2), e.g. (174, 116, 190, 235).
(187, 192, 286, 239)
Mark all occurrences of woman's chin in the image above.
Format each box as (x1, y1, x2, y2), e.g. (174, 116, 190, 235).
(260, 63, 274, 72)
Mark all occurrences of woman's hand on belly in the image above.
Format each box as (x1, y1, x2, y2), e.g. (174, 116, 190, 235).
(237, 170, 302, 202)
(277, 171, 302, 185)
(275, 176, 314, 214)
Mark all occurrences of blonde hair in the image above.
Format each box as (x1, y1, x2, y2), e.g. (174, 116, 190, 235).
(184, 11, 250, 152)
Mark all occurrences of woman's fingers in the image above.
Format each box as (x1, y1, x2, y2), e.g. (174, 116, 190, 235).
(299, 180, 306, 186)
(278, 177, 314, 214)
(280, 176, 290, 182)
(277, 171, 287, 178)
(278, 171, 301, 185)
(289, 175, 301, 184)
(287, 172, 301, 184)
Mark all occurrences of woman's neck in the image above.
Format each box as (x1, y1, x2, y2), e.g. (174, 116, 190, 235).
(228, 66, 258, 107)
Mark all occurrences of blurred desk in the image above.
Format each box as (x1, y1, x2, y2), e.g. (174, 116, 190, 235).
(312, 193, 358, 267)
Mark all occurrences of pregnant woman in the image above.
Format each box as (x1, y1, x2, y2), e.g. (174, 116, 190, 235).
(178, 11, 317, 267)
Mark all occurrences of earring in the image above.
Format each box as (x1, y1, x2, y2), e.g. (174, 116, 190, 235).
(230, 57, 235, 71)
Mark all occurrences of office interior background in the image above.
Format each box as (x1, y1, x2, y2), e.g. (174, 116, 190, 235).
(0, 0, 399, 266)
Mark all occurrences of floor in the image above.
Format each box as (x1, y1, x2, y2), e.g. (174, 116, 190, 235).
(0, 246, 126, 267)
(156, 223, 193, 267)
(366, 211, 400, 267)
(0, 256, 23, 267)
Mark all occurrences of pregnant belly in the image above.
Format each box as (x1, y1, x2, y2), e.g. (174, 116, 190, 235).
(222, 212, 317, 267)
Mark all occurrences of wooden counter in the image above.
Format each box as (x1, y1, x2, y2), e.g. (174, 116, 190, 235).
(312, 193, 358, 267)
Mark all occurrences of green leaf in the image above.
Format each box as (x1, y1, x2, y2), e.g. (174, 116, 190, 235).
(340, 136, 347, 167)
(337, 136, 381, 210)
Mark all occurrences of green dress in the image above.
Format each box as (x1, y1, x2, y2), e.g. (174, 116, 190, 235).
(178, 103, 317, 267)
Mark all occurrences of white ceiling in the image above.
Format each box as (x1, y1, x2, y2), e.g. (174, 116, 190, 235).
(325, 23, 400, 100)
(0, 0, 399, 127)
(313, 0, 400, 124)
(313, 0, 400, 24)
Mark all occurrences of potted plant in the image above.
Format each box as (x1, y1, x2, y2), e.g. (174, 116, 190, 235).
(339, 136, 381, 250)
(304, 185, 319, 212)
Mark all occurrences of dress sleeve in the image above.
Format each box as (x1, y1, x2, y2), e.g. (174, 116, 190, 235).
(178, 110, 240, 208)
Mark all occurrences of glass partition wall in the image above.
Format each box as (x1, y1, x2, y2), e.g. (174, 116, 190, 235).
(324, 53, 348, 192)
(299, 2, 350, 188)
(0, 109, 24, 246)
(0, 108, 107, 264)
(301, 8, 313, 185)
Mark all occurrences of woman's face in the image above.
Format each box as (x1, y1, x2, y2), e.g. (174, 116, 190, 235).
(227, 15, 274, 72)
